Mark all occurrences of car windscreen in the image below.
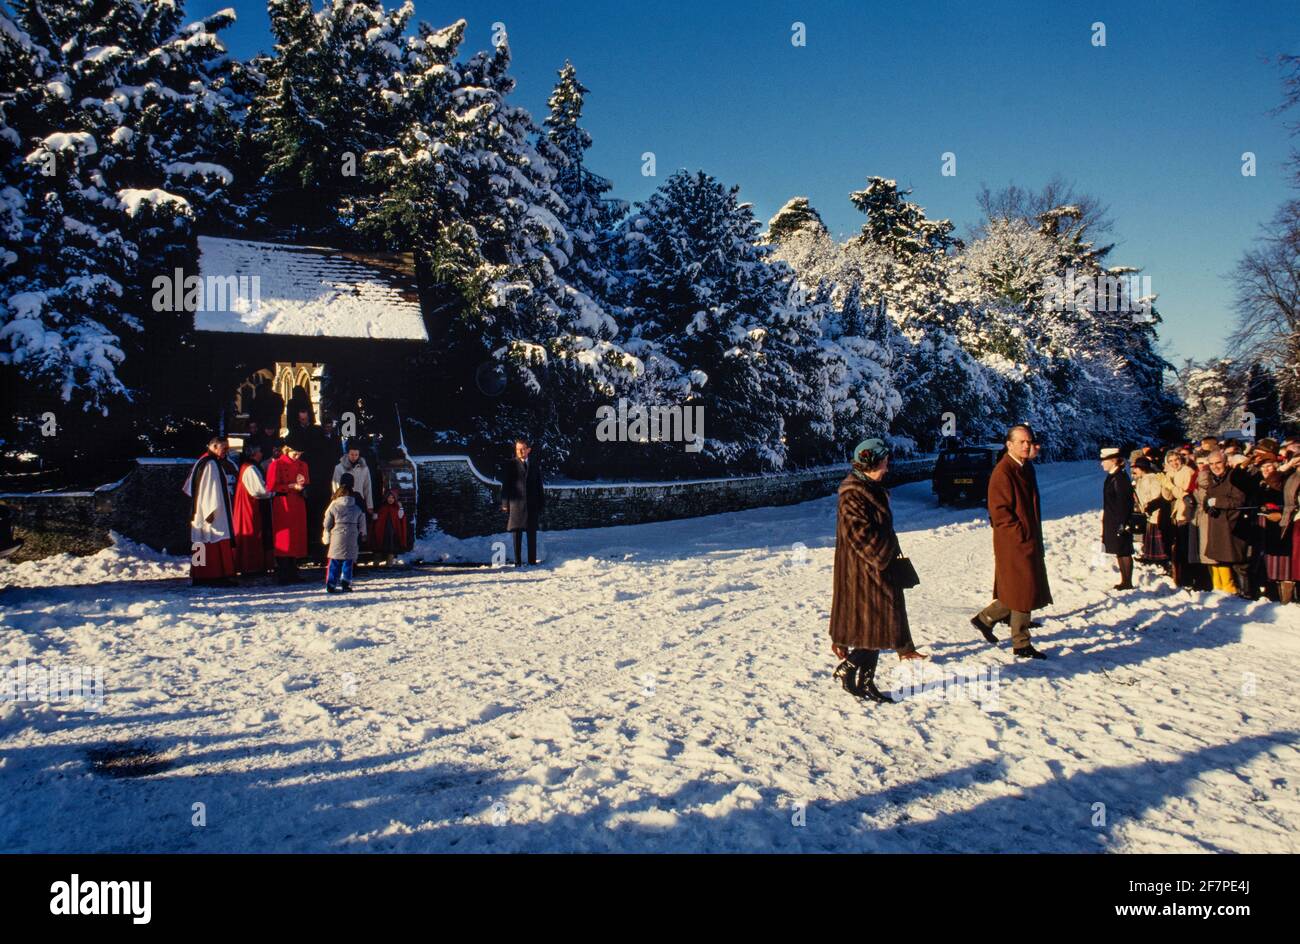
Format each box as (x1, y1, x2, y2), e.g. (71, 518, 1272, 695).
(939, 450, 996, 467)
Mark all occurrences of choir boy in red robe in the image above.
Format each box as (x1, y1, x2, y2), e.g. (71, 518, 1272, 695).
(233, 443, 273, 576)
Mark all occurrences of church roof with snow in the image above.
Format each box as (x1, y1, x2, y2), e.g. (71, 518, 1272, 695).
(194, 236, 428, 341)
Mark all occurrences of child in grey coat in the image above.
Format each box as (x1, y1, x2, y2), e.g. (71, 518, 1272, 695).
(323, 474, 367, 593)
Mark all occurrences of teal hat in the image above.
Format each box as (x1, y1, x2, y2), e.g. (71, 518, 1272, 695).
(852, 438, 890, 465)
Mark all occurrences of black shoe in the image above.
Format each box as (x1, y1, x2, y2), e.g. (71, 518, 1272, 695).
(1013, 645, 1047, 660)
(971, 615, 998, 644)
(341, 582, 353, 592)
(1113, 583, 1134, 591)
(326, 585, 341, 594)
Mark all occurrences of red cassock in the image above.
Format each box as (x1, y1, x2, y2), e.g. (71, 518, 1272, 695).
(268, 455, 310, 558)
(372, 501, 408, 552)
(233, 461, 270, 574)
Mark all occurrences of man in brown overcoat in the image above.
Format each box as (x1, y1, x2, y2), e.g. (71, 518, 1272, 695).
(1198, 450, 1253, 598)
(971, 424, 1052, 659)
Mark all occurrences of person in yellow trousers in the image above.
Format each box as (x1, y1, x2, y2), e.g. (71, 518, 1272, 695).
(1196, 451, 1253, 598)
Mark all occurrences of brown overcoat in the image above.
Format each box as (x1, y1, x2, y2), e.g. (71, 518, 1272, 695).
(988, 455, 1053, 613)
(1282, 470, 1300, 542)
(829, 473, 914, 651)
(1198, 468, 1251, 564)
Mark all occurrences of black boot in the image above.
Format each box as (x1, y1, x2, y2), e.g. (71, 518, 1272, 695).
(1013, 644, 1047, 660)
(971, 615, 999, 644)
(850, 649, 895, 703)
(833, 659, 865, 698)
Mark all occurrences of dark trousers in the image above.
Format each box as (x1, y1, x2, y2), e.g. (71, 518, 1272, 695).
(261, 502, 274, 555)
(306, 491, 328, 562)
(512, 528, 537, 565)
(1232, 562, 1254, 598)
(275, 557, 300, 584)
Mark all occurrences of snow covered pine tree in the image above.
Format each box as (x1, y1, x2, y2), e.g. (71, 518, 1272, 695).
(0, 0, 243, 465)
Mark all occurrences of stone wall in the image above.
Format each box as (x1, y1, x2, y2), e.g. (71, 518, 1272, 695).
(1, 489, 114, 561)
(413, 455, 935, 538)
(1, 454, 935, 560)
(1, 456, 418, 562)
(1, 460, 196, 562)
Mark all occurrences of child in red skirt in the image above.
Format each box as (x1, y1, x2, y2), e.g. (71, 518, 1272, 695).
(372, 487, 408, 566)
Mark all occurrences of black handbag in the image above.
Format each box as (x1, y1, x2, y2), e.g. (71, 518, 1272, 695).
(1125, 511, 1147, 535)
(884, 554, 920, 589)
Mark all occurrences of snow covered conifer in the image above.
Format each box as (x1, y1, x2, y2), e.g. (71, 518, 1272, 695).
(616, 171, 839, 471)
(764, 199, 904, 454)
(543, 60, 624, 311)
(255, 0, 413, 236)
(1175, 358, 1241, 439)
(0, 0, 241, 462)
(357, 24, 636, 466)
(849, 176, 959, 331)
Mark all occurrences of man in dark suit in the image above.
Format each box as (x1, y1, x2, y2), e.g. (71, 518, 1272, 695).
(500, 437, 544, 565)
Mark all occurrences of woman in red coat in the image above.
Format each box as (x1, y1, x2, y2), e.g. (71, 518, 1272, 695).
(372, 486, 408, 565)
(268, 443, 310, 584)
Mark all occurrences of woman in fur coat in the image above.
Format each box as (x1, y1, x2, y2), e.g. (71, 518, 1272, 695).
(829, 438, 927, 705)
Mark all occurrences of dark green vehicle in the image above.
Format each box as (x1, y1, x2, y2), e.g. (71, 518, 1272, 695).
(932, 443, 1002, 504)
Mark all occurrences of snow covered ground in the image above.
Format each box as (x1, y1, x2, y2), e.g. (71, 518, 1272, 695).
(1, 461, 1297, 853)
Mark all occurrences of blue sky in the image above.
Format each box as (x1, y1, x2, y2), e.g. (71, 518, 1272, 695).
(204, 0, 1300, 364)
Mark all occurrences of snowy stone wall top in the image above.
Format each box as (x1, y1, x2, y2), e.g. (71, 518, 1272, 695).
(413, 455, 936, 539)
(194, 237, 428, 341)
(1, 456, 935, 560)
